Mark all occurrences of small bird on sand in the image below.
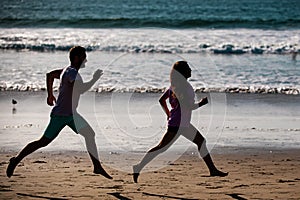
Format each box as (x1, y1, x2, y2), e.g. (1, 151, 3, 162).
(12, 99, 17, 114)
(12, 99, 17, 105)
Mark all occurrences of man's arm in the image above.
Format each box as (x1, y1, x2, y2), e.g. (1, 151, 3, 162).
(77, 69, 103, 94)
(46, 69, 63, 106)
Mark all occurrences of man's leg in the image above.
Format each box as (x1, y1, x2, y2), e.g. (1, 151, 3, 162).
(71, 114, 112, 179)
(6, 136, 52, 178)
(78, 126, 112, 179)
(7, 115, 66, 178)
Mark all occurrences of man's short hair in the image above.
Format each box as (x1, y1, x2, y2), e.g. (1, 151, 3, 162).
(69, 46, 86, 62)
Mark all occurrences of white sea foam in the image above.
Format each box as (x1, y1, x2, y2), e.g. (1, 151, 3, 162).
(0, 50, 299, 95)
(0, 28, 299, 54)
(0, 28, 299, 95)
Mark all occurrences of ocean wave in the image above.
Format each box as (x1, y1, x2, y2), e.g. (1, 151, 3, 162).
(2, 0, 300, 30)
(0, 28, 299, 55)
(1, 83, 299, 95)
(0, 42, 298, 55)
(1, 17, 300, 29)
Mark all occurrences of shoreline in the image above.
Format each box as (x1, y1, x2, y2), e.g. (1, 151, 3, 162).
(1, 91, 300, 153)
(1, 86, 299, 95)
(2, 144, 300, 155)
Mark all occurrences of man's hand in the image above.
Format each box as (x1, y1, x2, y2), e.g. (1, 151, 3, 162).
(47, 95, 56, 106)
(93, 69, 103, 81)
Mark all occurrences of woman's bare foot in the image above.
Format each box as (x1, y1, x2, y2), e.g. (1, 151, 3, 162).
(6, 157, 18, 178)
(210, 169, 228, 177)
(133, 165, 140, 183)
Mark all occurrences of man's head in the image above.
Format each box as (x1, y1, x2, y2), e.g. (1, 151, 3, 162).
(69, 46, 87, 69)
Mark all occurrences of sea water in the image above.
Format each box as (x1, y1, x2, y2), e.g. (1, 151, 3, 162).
(0, 0, 300, 154)
(1, 0, 299, 93)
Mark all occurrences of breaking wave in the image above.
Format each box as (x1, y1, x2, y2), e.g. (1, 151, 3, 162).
(0, 83, 299, 95)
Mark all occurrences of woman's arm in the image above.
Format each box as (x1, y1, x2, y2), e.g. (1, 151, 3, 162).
(159, 90, 170, 119)
(181, 91, 208, 110)
(198, 97, 208, 107)
(188, 97, 208, 110)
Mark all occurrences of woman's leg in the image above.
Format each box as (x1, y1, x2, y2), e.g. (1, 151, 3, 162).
(133, 129, 179, 182)
(6, 136, 52, 177)
(182, 125, 228, 177)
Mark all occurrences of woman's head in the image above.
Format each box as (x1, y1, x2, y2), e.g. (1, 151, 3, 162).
(170, 61, 191, 100)
(171, 61, 191, 79)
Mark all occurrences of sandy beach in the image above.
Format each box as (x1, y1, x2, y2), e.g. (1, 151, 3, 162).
(0, 147, 299, 200)
(0, 91, 300, 199)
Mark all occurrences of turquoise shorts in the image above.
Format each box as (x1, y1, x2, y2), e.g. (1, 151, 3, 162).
(43, 114, 88, 140)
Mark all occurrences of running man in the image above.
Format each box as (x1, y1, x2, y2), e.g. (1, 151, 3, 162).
(7, 46, 112, 179)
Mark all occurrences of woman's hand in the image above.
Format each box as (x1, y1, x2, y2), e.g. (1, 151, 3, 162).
(198, 97, 208, 107)
(167, 112, 170, 120)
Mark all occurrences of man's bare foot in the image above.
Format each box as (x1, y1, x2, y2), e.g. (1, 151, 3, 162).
(133, 165, 140, 183)
(210, 170, 228, 177)
(6, 157, 17, 178)
(94, 167, 113, 179)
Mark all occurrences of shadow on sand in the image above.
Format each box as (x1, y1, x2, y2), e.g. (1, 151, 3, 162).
(142, 192, 198, 200)
(17, 192, 67, 200)
(108, 192, 132, 200)
(226, 193, 247, 200)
